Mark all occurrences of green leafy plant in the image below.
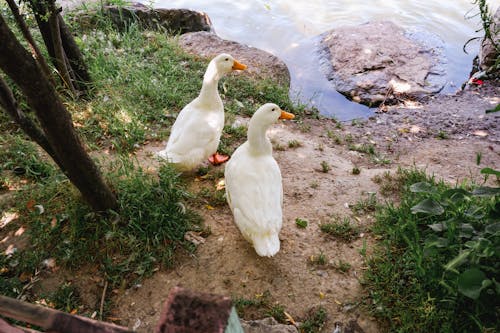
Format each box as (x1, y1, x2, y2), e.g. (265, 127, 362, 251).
(365, 167, 500, 332)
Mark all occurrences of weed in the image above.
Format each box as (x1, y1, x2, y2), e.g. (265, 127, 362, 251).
(320, 161, 330, 173)
(197, 186, 227, 207)
(327, 130, 342, 144)
(310, 251, 327, 266)
(436, 130, 449, 139)
(310, 181, 319, 189)
(320, 217, 359, 242)
(299, 306, 327, 333)
(267, 303, 287, 324)
(297, 121, 311, 133)
(349, 143, 376, 155)
(44, 282, 81, 313)
(344, 133, 354, 143)
(288, 139, 302, 148)
(334, 260, 352, 273)
(352, 166, 361, 175)
(476, 151, 482, 165)
(351, 193, 378, 214)
(295, 218, 308, 228)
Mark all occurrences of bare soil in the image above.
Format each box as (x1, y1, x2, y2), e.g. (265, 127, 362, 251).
(110, 82, 499, 332)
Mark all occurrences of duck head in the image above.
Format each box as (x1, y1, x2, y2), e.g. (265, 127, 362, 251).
(251, 103, 295, 127)
(206, 53, 247, 81)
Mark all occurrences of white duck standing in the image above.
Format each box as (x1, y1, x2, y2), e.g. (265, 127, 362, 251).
(224, 103, 294, 257)
(157, 53, 247, 170)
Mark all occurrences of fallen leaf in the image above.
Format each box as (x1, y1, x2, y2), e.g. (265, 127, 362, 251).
(410, 125, 422, 133)
(205, 205, 215, 210)
(473, 130, 488, 137)
(14, 227, 25, 236)
(1, 212, 19, 228)
(26, 199, 36, 211)
(19, 271, 32, 282)
(334, 299, 342, 305)
(215, 179, 225, 191)
(42, 258, 57, 270)
(5, 244, 17, 256)
(70, 309, 78, 315)
(50, 217, 57, 228)
(284, 311, 297, 325)
(319, 291, 325, 299)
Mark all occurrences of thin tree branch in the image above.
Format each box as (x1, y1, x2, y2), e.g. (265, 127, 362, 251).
(0, 75, 64, 170)
(47, 1, 76, 95)
(5, 0, 56, 86)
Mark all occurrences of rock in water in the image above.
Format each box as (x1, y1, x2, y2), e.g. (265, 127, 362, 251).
(319, 21, 447, 106)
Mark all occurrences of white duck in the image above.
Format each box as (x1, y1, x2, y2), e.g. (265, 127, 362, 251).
(224, 103, 294, 257)
(157, 53, 247, 170)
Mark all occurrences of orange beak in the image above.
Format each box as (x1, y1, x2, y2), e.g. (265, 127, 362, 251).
(232, 59, 247, 70)
(279, 110, 295, 120)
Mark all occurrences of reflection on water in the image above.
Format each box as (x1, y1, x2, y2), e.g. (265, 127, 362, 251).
(146, 0, 499, 120)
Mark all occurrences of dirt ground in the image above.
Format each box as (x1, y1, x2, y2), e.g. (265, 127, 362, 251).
(106, 81, 499, 332)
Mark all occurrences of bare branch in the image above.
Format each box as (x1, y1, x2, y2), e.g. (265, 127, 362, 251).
(4, 0, 55, 85)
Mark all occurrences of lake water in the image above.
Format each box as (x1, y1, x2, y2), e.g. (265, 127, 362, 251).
(145, 0, 499, 120)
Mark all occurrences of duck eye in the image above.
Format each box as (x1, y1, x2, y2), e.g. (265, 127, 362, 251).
(271, 108, 276, 112)
(225, 58, 229, 61)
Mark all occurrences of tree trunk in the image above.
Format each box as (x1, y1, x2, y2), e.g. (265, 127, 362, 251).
(0, 14, 117, 212)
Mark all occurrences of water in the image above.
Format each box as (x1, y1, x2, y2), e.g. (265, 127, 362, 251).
(145, 0, 499, 120)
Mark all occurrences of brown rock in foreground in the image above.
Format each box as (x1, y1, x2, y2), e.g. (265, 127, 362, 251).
(178, 31, 291, 86)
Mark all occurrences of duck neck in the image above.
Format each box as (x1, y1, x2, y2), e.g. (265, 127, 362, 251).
(198, 62, 222, 106)
(248, 119, 272, 155)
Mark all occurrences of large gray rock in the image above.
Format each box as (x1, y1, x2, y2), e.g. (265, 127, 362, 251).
(178, 31, 291, 86)
(104, 3, 213, 34)
(241, 317, 298, 333)
(319, 21, 446, 106)
(479, 7, 499, 75)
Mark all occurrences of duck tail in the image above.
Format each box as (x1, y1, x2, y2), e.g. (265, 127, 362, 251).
(252, 233, 280, 257)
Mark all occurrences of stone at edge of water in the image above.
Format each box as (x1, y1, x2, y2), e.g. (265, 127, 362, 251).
(177, 31, 291, 87)
(104, 2, 213, 34)
(318, 21, 447, 107)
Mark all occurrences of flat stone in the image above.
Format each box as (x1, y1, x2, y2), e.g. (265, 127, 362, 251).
(319, 21, 447, 106)
(178, 31, 290, 86)
(240, 317, 298, 333)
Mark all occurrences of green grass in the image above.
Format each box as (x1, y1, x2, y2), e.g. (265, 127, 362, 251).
(364, 167, 500, 332)
(63, 11, 309, 153)
(0, 161, 201, 299)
